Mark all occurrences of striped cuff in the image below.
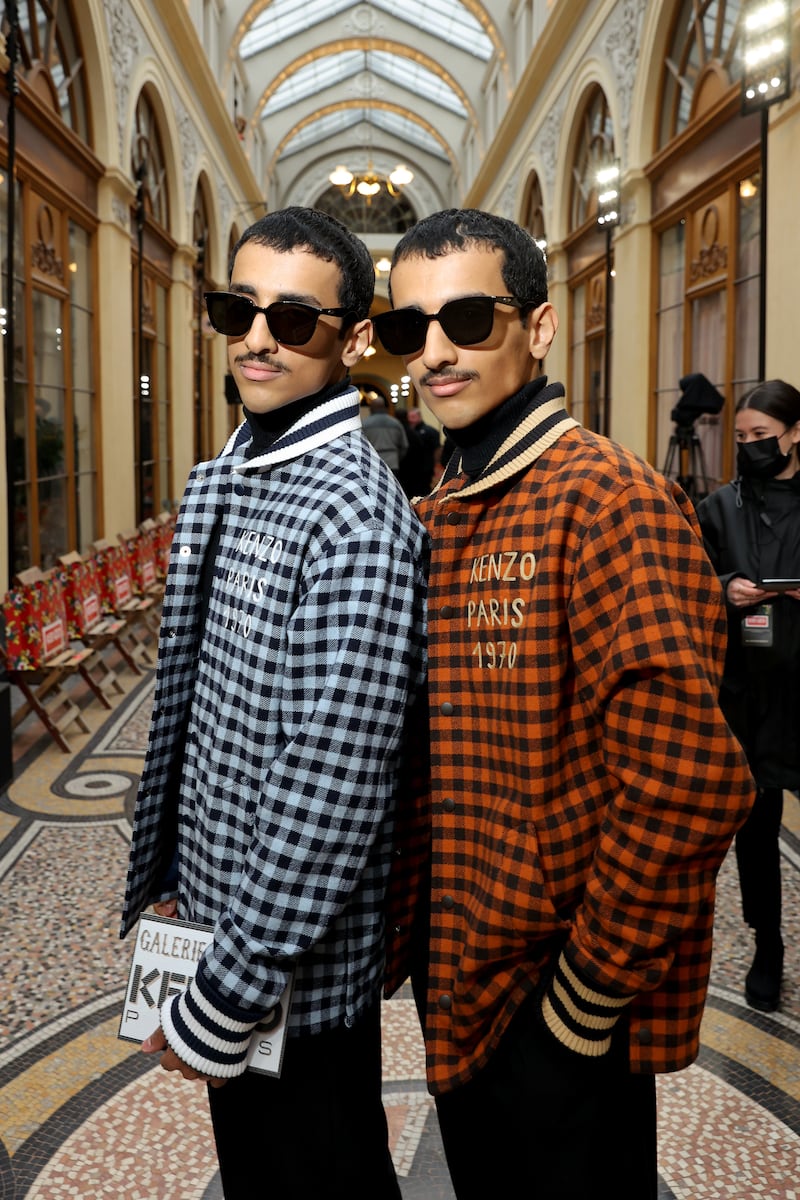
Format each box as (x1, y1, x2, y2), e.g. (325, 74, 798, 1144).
(541, 951, 632, 1058)
(160, 973, 256, 1079)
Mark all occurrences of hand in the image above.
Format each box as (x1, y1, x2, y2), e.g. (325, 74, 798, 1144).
(153, 899, 178, 918)
(726, 578, 774, 608)
(142, 1026, 227, 1088)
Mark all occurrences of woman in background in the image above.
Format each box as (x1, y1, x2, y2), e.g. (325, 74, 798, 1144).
(698, 379, 800, 1012)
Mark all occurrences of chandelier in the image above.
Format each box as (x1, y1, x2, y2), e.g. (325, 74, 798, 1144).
(328, 161, 414, 201)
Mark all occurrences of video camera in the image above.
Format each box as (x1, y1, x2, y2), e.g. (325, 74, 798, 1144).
(671, 373, 725, 432)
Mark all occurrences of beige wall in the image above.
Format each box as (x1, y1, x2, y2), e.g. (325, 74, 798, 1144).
(764, 94, 800, 387)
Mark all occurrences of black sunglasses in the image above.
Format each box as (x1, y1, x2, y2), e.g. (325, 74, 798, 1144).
(204, 291, 353, 345)
(372, 295, 528, 356)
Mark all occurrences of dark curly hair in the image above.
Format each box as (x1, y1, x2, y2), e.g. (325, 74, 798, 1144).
(388, 208, 548, 318)
(230, 207, 375, 327)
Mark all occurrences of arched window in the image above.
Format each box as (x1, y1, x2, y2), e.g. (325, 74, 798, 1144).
(570, 86, 615, 233)
(130, 91, 173, 521)
(520, 171, 547, 250)
(314, 184, 416, 235)
(565, 86, 616, 437)
(4, 0, 90, 139)
(1, 0, 98, 572)
(132, 92, 169, 230)
(659, 0, 743, 148)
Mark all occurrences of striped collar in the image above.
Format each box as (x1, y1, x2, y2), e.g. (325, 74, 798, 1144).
(222, 385, 363, 473)
(436, 382, 579, 500)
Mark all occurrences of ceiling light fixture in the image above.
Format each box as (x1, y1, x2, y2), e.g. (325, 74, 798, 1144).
(329, 161, 414, 202)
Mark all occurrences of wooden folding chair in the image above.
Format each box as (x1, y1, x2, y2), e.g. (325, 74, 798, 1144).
(57, 551, 135, 685)
(138, 517, 169, 585)
(90, 540, 157, 668)
(118, 527, 165, 616)
(3, 571, 113, 752)
(153, 510, 176, 579)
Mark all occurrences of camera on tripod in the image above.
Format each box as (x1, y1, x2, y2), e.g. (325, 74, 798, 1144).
(662, 373, 725, 505)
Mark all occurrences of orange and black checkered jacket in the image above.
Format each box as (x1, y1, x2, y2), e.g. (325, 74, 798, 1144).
(385, 390, 754, 1096)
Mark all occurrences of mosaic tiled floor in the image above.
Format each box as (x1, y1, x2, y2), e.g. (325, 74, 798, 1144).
(1, 665, 800, 1198)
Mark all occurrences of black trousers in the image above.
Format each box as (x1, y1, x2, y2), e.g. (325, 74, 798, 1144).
(434, 994, 657, 1200)
(207, 1002, 401, 1199)
(736, 785, 784, 933)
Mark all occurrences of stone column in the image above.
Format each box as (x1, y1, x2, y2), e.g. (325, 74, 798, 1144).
(608, 170, 652, 460)
(96, 169, 137, 538)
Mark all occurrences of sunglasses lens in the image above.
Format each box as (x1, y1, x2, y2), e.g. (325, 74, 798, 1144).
(267, 303, 319, 346)
(440, 297, 495, 345)
(375, 296, 500, 354)
(374, 310, 429, 355)
(204, 296, 322, 344)
(206, 294, 255, 337)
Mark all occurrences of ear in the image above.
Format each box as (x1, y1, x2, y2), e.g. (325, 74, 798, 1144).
(788, 420, 800, 446)
(341, 318, 373, 367)
(527, 303, 558, 363)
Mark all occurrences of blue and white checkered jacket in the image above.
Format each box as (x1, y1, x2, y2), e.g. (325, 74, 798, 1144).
(121, 386, 428, 1077)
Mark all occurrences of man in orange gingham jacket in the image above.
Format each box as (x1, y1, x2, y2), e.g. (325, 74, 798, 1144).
(374, 210, 755, 1200)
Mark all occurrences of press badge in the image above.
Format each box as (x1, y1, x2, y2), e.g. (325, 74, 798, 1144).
(741, 604, 773, 647)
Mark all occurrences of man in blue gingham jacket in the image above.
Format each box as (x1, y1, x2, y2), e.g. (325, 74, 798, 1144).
(121, 210, 426, 1198)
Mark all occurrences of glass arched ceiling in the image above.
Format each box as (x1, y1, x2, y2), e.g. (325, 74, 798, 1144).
(263, 50, 468, 120)
(230, 0, 504, 207)
(240, 0, 493, 61)
(278, 107, 451, 162)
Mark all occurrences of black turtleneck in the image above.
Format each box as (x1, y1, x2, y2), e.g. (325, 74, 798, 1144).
(242, 375, 352, 459)
(444, 375, 549, 480)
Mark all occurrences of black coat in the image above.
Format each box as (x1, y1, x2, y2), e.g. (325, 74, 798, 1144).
(698, 475, 800, 787)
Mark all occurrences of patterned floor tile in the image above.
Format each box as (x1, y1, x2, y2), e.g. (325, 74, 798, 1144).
(2, 674, 800, 1198)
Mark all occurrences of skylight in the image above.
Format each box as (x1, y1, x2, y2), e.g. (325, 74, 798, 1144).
(241, 0, 354, 58)
(241, 0, 491, 61)
(263, 53, 364, 115)
(278, 106, 449, 160)
(263, 49, 467, 118)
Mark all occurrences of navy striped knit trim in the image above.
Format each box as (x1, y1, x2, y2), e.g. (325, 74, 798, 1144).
(233, 386, 362, 472)
(160, 975, 255, 1079)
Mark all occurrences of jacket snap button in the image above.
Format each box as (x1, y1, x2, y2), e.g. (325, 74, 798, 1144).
(438, 993, 452, 1010)
(442, 894, 454, 909)
(440, 701, 454, 716)
(178, 545, 191, 557)
(440, 605, 453, 618)
(442, 797, 455, 812)
(637, 1026, 653, 1044)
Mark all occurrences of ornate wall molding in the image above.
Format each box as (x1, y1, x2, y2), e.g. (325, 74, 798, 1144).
(170, 88, 201, 212)
(601, 0, 647, 164)
(103, 0, 147, 163)
(533, 94, 566, 197)
(499, 178, 517, 220)
(111, 194, 130, 231)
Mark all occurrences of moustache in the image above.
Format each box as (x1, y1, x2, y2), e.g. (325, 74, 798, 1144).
(235, 353, 289, 373)
(420, 367, 479, 387)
